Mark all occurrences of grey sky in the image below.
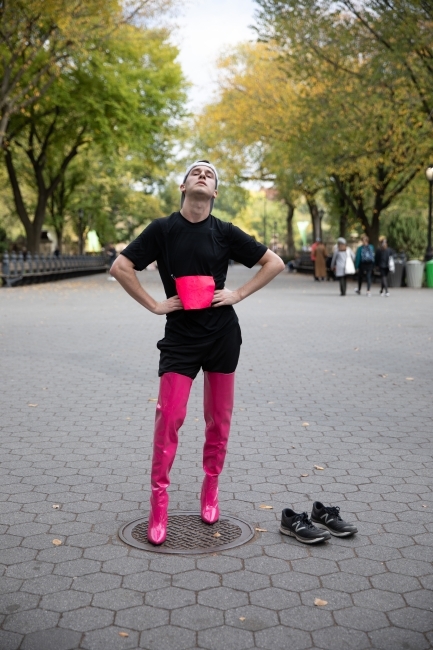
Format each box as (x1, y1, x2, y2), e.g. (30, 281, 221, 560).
(174, 0, 257, 110)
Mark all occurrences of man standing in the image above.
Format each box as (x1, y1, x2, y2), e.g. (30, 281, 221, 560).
(111, 161, 284, 545)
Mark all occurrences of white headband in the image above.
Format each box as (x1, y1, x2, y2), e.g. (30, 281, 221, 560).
(181, 160, 219, 211)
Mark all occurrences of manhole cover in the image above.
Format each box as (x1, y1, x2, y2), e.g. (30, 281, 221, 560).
(119, 511, 255, 554)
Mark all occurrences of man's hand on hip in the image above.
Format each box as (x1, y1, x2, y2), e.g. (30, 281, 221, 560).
(212, 288, 240, 307)
(151, 296, 183, 315)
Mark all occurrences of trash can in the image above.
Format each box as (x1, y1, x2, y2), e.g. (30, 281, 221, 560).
(388, 259, 404, 288)
(426, 260, 433, 288)
(405, 260, 425, 288)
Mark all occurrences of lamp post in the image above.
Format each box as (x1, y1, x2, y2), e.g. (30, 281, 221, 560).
(263, 195, 267, 246)
(426, 166, 433, 262)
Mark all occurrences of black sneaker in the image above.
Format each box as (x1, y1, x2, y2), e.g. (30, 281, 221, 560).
(311, 502, 358, 537)
(280, 509, 331, 544)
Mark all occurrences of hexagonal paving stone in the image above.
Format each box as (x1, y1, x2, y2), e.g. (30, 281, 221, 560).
(0, 630, 22, 650)
(198, 587, 248, 610)
(223, 570, 271, 592)
(280, 605, 334, 631)
(20, 627, 81, 650)
(115, 605, 169, 630)
(225, 605, 279, 631)
(198, 625, 254, 650)
(255, 625, 312, 650)
(20, 574, 72, 596)
(0, 592, 40, 616)
(41, 590, 92, 612)
(369, 627, 431, 650)
(197, 556, 242, 574)
(123, 571, 171, 592)
(145, 586, 195, 609)
(334, 606, 388, 632)
(2, 609, 59, 634)
(170, 604, 224, 631)
(59, 606, 114, 632)
(82, 626, 140, 650)
(139, 624, 196, 650)
(388, 607, 433, 633)
(352, 589, 405, 611)
(101, 556, 148, 576)
(93, 588, 144, 610)
(72, 573, 122, 594)
(172, 569, 220, 590)
(250, 587, 301, 610)
(312, 625, 370, 650)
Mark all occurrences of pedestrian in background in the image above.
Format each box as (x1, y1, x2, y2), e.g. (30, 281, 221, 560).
(314, 239, 327, 281)
(311, 239, 319, 281)
(375, 238, 392, 297)
(355, 235, 375, 296)
(331, 237, 355, 296)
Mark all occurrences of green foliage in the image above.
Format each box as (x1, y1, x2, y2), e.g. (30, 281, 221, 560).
(212, 185, 249, 222)
(387, 213, 427, 260)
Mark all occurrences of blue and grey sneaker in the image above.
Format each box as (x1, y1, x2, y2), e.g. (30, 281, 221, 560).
(280, 508, 331, 544)
(311, 502, 358, 537)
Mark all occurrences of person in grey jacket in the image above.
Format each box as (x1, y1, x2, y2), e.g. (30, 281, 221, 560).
(331, 238, 355, 296)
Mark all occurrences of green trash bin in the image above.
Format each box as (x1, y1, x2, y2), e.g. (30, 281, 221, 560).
(426, 260, 433, 288)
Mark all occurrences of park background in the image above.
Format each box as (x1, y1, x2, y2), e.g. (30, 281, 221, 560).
(0, 0, 432, 262)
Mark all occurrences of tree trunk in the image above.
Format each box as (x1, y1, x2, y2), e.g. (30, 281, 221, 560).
(338, 193, 348, 239)
(306, 195, 322, 241)
(286, 201, 296, 258)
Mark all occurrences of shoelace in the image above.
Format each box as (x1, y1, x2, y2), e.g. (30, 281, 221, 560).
(296, 512, 316, 529)
(325, 505, 342, 520)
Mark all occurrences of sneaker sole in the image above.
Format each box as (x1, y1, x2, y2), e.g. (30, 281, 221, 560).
(312, 521, 357, 537)
(279, 525, 330, 544)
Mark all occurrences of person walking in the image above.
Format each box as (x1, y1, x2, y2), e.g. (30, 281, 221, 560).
(110, 160, 284, 545)
(314, 239, 327, 281)
(375, 238, 392, 296)
(331, 237, 355, 296)
(355, 235, 375, 296)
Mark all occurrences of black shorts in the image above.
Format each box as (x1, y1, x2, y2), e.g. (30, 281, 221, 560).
(157, 324, 242, 379)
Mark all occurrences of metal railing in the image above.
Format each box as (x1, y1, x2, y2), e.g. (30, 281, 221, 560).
(1, 251, 107, 287)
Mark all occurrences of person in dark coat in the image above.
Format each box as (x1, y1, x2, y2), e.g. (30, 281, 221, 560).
(375, 238, 392, 296)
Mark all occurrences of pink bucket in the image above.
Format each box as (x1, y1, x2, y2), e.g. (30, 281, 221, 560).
(175, 276, 215, 310)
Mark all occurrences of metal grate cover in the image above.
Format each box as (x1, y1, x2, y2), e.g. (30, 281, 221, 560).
(119, 511, 255, 554)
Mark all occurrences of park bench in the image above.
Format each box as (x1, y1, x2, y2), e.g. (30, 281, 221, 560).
(1, 251, 107, 287)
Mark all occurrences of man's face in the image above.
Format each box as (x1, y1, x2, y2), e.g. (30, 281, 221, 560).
(180, 165, 218, 202)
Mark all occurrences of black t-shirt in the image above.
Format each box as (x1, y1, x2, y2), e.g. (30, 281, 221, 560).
(121, 211, 267, 342)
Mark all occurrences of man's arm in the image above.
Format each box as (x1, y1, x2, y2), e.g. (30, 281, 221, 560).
(212, 249, 285, 307)
(110, 255, 183, 315)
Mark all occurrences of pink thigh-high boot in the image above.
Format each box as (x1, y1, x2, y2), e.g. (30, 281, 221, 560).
(147, 372, 193, 545)
(201, 372, 235, 524)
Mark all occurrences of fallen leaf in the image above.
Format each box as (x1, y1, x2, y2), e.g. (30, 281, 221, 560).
(52, 504, 60, 509)
(354, 347, 359, 351)
(28, 404, 38, 407)
(422, 504, 427, 508)
(378, 374, 388, 378)
(255, 528, 267, 532)
(314, 598, 328, 606)
(118, 632, 129, 638)
(239, 617, 246, 621)
(52, 539, 62, 546)
(301, 474, 309, 477)
(148, 398, 157, 402)
(302, 422, 309, 426)
(259, 505, 273, 509)
(268, 401, 274, 404)
(406, 377, 414, 381)
(314, 465, 325, 471)
(213, 532, 221, 538)
(126, 417, 131, 420)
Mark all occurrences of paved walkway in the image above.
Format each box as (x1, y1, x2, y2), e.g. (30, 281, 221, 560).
(0, 267, 432, 650)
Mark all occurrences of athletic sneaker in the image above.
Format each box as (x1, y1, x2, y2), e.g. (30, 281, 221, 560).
(385, 292, 390, 297)
(354, 288, 360, 294)
(366, 291, 371, 297)
(280, 508, 331, 544)
(311, 502, 358, 537)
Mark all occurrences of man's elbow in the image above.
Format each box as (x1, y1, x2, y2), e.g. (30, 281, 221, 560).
(110, 256, 125, 278)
